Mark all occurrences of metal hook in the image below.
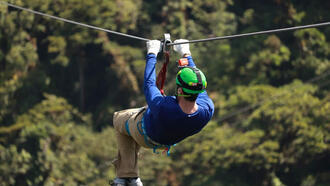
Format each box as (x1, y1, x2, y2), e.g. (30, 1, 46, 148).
(162, 33, 172, 52)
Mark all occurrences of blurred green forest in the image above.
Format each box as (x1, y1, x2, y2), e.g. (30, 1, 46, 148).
(0, 0, 330, 185)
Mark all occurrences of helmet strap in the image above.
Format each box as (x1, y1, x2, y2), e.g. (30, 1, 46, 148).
(192, 68, 203, 87)
(175, 87, 192, 97)
(176, 93, 192, 97)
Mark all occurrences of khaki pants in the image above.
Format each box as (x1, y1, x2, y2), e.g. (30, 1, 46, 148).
(112, 107, 151, 178)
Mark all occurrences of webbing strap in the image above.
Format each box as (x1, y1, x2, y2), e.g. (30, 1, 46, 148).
(136, 116, 174, 156)
(156, 51, 170, 95)
(125, 120, 131, 136)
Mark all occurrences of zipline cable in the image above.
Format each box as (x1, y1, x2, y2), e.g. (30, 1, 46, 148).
(3, 1, 330, 46)
(218, 70, 330, 123)
(168, 22, 330, 46)
(0, 1, 149, 41)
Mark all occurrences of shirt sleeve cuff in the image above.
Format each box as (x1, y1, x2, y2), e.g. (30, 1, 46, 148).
(147, 53, 157, 58)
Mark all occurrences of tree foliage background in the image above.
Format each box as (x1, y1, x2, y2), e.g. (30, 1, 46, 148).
(0, 0, 329, 185)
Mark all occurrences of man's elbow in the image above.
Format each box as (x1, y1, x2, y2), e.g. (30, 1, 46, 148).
(143, 83, 153, 95)
(143, 83, 148, 94)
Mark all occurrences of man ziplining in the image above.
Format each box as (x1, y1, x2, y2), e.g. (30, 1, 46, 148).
(111, 39, 215, 186)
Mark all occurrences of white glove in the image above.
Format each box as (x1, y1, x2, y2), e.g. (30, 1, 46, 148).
(146, 40, 161, 56)
(173, 39, 191, 57)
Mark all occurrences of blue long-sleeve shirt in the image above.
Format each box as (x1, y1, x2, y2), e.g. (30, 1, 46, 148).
(143, 54, 214, 145)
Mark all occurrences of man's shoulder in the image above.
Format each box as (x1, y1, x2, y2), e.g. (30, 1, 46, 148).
(157, 96, 179, 110)
(197, 92, 212, 102)
(197, 93, 214, 109)
(162, 96, 178, 105)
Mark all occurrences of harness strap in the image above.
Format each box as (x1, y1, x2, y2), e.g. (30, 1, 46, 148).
(125, 120, 131, 136)
(125, 108, 146, 136)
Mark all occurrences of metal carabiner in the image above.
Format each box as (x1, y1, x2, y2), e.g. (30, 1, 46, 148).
(162, 33, 172, 52)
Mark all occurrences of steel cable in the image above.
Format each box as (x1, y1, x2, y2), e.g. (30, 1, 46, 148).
(2, 2, 330, 45)
(168, 22, 330, 46)
(0, 1, 149, 41)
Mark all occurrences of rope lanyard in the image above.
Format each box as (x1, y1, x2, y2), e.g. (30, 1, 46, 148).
(156, 51, 170, 95)
(156, 34, 172, 96)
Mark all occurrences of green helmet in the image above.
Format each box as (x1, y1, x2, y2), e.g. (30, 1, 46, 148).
(176, 67, 207, 94)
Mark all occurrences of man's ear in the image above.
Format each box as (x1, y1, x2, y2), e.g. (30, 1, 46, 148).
(177, 87, 183, 94)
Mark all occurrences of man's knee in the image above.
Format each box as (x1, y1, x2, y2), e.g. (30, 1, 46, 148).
(113, 110, 132, 135)
(113, 111, 119, 129)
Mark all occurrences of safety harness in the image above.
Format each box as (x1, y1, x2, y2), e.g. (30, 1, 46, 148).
(124, 108, 175, 156)
(136, 116, 175, 156)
